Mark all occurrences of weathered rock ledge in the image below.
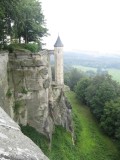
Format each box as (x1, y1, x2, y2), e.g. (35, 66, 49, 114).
(0, 106, 49, 160)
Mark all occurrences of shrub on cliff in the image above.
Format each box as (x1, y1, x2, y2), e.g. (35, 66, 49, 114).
(7, 43, 40, 53)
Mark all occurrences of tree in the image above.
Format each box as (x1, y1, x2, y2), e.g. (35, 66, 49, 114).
(75, 77, 91, 104)
(0, 0, 20, 45)
(64, 68, 85, 91)
(85, 74, 120, 120)
(101, 98, 120, 139)
(13, 0, 48, 44)
(0, 0, 48, 49)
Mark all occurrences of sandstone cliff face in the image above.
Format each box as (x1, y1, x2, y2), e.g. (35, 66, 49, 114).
(0, 50, 73, 159)
(0, 106, 49, 160)
(7, 50, 73, 141)
(8, 51, 51, 135)
(0, 52, 14, 117)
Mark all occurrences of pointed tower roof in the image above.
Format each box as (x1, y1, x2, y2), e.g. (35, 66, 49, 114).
(54, 35, 63, 47)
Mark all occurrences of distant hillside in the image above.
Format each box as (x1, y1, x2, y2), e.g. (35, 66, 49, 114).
(64, 51, 120, 69)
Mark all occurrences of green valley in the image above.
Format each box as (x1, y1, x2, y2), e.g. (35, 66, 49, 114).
(21, 92, 120, 160)
(73, 65, 120, 83)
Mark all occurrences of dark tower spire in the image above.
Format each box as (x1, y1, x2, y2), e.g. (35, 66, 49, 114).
(54, 35, 63, 47)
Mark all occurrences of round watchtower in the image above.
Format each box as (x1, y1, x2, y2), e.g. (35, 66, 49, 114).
(54, 36, 64, 85)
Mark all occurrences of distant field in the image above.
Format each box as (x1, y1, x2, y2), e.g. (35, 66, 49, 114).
(73, 65, 120, 83)
(108, 69, 120, 83)
(73, 65, 97, 72)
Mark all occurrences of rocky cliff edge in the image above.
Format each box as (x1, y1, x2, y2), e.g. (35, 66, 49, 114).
(0, 106, 49, 160)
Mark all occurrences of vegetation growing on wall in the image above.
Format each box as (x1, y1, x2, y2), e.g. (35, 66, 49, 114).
(6, 88, 12, 98)
(21, 87, 28, 94)
(14, 100, 22, 114)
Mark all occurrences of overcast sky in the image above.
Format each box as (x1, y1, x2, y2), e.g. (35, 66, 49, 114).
(41, 0, 120, 54)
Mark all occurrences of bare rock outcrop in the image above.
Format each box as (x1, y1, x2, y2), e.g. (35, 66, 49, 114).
(0, 106, 49, 160)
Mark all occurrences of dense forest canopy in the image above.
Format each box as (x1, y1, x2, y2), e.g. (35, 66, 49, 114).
(0, 0, 48, 49)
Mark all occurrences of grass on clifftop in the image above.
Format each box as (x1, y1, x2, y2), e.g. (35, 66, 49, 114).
(21, 92, 120, 160)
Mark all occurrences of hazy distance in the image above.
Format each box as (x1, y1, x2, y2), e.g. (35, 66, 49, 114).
(41, 0, 120, 56)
